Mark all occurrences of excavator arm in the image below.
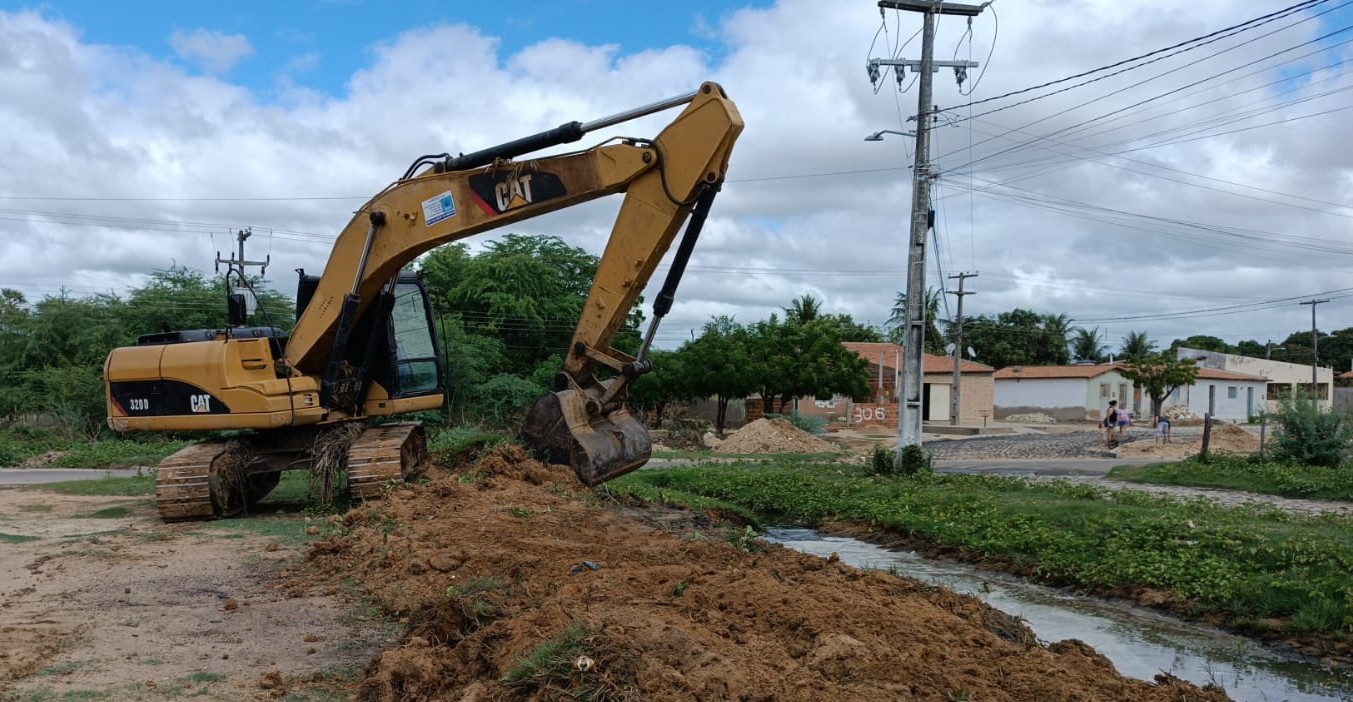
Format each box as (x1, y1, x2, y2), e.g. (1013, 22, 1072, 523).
(287, 82, 743, 483)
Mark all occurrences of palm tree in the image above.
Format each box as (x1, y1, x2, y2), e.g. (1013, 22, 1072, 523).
(1071, 326, 1107, 363)
(888, 287, 945, 354)
(783, 294, 822, 325)
(1119, 330, 1157, 363)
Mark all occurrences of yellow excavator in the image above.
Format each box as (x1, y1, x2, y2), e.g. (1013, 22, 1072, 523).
(103, 82, 743, 520)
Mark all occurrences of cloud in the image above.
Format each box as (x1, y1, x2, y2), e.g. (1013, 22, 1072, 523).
(1, 1, 1351, 358)
(169, 28, 253, 74)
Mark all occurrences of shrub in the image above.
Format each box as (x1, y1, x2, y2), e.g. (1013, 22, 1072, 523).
(871, 444, 932, 477)
(1270, 393, 1353, 468)
(768, 412, 826, 435)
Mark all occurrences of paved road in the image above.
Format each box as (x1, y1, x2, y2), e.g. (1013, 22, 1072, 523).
(935, 457, 1161, 477)
(0, 468, 142, 487)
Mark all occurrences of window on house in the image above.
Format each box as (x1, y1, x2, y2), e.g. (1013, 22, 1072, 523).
(1227, 386, 1237, 399)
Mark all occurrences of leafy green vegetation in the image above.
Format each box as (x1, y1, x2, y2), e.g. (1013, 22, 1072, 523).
(0, 425, 186, 470)
(0, 532, 41, 544)
(615, 460, 1353, 638)
(1268, 393, 1353, 468)
(1110, 455, 1353, 500)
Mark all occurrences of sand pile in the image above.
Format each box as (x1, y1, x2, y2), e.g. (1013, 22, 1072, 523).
(714, 418, 837, 454)
(297, 444, 1228, 702)
(1116, 423, 1259, 459)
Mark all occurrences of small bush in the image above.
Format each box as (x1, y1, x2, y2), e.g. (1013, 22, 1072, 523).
(768, 412, 826, 436)
(1271, 394, 1353, 468)
(871, 444, 932, 477)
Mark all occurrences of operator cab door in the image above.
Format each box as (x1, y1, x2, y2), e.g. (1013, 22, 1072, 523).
(295, 271, 443, 403)
(387, 276, 442, 398)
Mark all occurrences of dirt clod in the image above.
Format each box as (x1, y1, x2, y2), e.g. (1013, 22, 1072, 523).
(300, 444, 1230, 702)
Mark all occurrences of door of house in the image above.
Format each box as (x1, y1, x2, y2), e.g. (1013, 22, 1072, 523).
(1246, 387, 1254, 418)
(922, 383, 932, 421)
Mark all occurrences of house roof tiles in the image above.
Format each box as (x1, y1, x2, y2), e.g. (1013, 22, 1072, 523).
(842, 342, 994, 374)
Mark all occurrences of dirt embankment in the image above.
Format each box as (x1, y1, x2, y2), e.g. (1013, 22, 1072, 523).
(1115, 423, 1260, 460)
(301, 445, 1229, 701)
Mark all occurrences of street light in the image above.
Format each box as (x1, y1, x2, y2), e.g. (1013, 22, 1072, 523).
(864, 129, 916, 141)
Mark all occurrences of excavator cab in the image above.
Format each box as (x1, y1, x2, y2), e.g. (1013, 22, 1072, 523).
(295, 270, 444, 409)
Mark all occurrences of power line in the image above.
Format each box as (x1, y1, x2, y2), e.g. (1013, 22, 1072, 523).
(934, 0, 1329, 116)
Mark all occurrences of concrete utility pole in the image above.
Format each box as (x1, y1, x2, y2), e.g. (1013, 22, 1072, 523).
(1299, 298, 1329, 398)
(948, 271, 977, 426)
(216, 228, 270, 319)
(875, 0, 985, 457)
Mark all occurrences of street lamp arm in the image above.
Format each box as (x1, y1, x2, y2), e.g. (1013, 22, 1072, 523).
(864, 129, 917, 141)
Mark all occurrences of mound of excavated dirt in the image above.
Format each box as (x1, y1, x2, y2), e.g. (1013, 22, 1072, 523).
(298, 445, 1228, 702)
(1116, 423, 1259, 459)
(714, 418, 837, 454)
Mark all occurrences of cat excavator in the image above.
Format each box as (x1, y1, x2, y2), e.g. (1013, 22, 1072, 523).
(103, 82, 743, 520)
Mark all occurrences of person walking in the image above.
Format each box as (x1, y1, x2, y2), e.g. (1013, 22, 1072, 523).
(1103, 400, 1120, 447)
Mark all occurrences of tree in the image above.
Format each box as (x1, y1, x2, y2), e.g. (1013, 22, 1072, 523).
(783, 294, 822, 325)
(1071, 326, 1107, 363)
(962, 308, 1070, 368)
(1168, 335, 1230, 355)
(677, 316, 754, 432)
(420, 234, 643, 376)
(1119, 356, 1199, 418)
(1119, 331, 1157, 363)
(1041, 313, 1073, 365)
(744, 316, 869, 415)
(888, 287, 945, 354)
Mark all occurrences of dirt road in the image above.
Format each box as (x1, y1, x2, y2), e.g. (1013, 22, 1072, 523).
(0, 490, 396, 701)
(1, 442, 1233, 701)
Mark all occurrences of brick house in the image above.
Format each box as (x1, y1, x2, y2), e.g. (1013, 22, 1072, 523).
(782, 342, 995, 426)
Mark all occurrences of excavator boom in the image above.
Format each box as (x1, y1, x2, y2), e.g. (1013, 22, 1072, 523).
(104, 82, 743, 516)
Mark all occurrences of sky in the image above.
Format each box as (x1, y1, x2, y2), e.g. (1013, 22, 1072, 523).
(2, 0, 1353, 360)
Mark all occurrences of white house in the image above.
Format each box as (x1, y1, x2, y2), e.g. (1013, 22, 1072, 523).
(993, 364, 1139, 422)
(1176, 347, 1333, 411)
(1161, 367, 1267, 421)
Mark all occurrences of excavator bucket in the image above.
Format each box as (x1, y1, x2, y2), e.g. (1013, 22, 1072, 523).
(520, 389, 651, 486)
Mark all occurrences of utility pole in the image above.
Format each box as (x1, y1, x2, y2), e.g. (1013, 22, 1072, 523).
(875, 0, 985, 458)
(1299, 298, 1328, 399)
(216, 228, 270, 319)
(948, 271, 977, 426)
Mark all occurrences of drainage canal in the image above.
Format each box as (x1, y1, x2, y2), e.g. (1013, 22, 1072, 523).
(766, 528, 1352, 702)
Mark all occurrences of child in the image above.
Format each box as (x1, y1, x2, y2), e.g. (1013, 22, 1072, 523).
(1154, 410, 1171, 445)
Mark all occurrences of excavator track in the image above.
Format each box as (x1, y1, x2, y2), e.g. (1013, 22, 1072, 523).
(347, 423, 428, 502)
(155, 443, 227, 521)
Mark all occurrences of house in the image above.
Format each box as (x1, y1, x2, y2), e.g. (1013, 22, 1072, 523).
(784, 342, 995, 426)
(1177, 347, 1334, 410)
(993, 364, 1138, 422)
(1160, 367, 1267, 421)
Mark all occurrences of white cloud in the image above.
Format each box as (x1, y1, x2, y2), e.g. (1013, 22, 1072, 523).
(169, 27, 253, 74)
(0, 1, 1351, 358)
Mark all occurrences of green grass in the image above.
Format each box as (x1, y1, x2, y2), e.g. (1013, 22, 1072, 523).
(199, 513, 322, 545)
(19, 503, 53, 512)
(1109, 455, 1353, 501)
(0, 532, 41, 543)
(33, 474, 156, 497)
(613, 459, 1353, 639)
(85, 505, 137, 519)
(503, 620, 590, 686)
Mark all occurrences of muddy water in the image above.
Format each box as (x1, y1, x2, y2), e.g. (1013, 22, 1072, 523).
(765, 528, 1353, 702)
